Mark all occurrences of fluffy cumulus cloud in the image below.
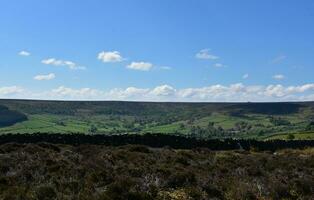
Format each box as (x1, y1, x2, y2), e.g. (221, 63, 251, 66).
(98, 51, 123, 63)
(49, 86, 104, 99)
(108, 87, 150, 99)
(106, 85, 175, 100)
(18, 51, 31, 56)
(2, 83, 314, 101)
(175, 83, 314, 101)
(195, 49, 219, 60)
(150, 85, 176, 96)
(0, 86, 23, 97)
(34, 73, 55, 81)
(126, 62, 153, 71)
(42, 58, 86, 70)
(273, 74, 285, 80)
(116, 83, 312, 101)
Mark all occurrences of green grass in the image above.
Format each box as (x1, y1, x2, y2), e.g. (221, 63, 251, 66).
(264, 132, 314, 140)
(0, 114, 144, 134)
(0, 115, 90, 134)
(0, 100, 314, 140)
(143, 121, 188, 134)
(1, 112, 313, 140)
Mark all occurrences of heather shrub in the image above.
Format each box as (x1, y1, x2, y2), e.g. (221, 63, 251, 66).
(35, 185, 57, 200)
(0, 144, 312, 199)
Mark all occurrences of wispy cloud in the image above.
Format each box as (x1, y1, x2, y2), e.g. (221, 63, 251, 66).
(34, 73, 55, 81)
(196, 49, 219, 60)
(213, 63, 225, 68)
(272, 74, 285, 80)
(159, 66, 172, 70)
(18, 51, 31, 56)
(126, 62, 153, 71)
(42, 58, 86, 70)
(271, 55, 286, 64)
(98, 51, 124, 63)
(242, 73, 249, 79)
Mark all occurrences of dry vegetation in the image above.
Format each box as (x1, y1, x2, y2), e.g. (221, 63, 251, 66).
(0, 143, 313, 200)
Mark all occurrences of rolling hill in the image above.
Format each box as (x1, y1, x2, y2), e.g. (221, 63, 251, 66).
(0, 99, 313, 140)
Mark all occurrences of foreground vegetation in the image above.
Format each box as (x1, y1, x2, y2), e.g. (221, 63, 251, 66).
(0, 100, 314, 140)
(0, 143, 313, 200)
(0, 133, 313, 151)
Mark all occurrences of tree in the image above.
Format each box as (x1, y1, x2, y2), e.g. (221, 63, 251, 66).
(269, 117, 291, 126)
(208, 122, 214, 127)
(287, 133, 295, 140)
(179, 123, 185, 129)
(56, 121, 65, 126)
(90, 124, 98, 133)
(305, 121, 314, 131)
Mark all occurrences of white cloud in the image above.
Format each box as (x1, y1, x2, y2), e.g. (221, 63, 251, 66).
(3, 83, 314, 102)
(42, 58, 86, 70)
(271, 55, 286, 63)
(159, 66, 172, 70)
(19, 51, 31, 56)
(49, 86, 104, 99)
(214, 63, 224, 68)
(264, 85, 286, 97)
(196, 49, 219, 60)
(98, 51, 123, 63)
(142, 83, 311, 101)
(34, 73, 55, 81)
(285, 84, 314, 93)
(108, 87, 150, 99)
(126, 62, 153, 71)
(0, 86, 23, 96)
(242, 74, 249, 79)
(150, 85, 176, 96)
(273, 74, 285, 80)
(175, 83, 314, 101)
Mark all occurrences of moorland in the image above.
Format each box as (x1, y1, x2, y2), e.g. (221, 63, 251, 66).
(0, 143, 313, 200)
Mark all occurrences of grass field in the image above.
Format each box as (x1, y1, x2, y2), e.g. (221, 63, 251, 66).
(264, 132, 314, 140)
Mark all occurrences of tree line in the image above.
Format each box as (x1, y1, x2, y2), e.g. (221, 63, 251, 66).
(0, 133, 313, 151)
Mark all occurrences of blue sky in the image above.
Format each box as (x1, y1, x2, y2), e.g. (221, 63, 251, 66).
(1, 0, 314, 101)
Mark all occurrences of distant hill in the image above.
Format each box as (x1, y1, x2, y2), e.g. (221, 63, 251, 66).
(0, 105, 28, 127)
(0, 99, 311, 116)
(226, 102, 305, 115)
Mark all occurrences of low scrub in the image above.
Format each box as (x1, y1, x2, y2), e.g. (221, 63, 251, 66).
(0, 143, 313, 199)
